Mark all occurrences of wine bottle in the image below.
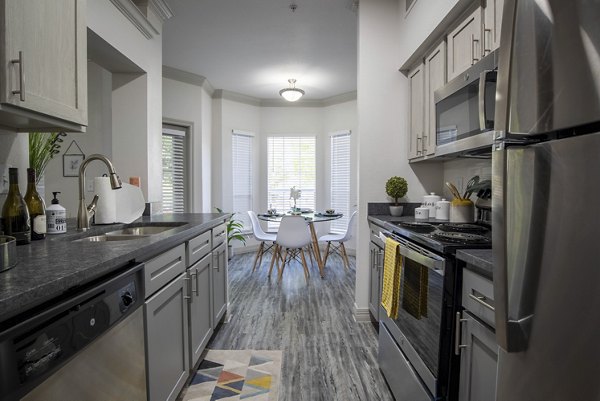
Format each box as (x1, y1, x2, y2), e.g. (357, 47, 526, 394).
(1, 168, 31, 245)
(24, 168, 46, 240)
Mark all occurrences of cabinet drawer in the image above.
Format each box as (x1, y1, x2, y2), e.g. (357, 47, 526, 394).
(187, 230, 211, 266)
(211, 223, 227, 249)
(462, 268, 495, 328)
(145, 244, 186, 297)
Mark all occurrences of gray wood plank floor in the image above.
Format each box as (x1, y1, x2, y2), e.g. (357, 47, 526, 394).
(207, 250, 395, 401)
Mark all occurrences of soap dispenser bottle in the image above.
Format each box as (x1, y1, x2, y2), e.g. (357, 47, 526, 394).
(46, 192, 67, 234)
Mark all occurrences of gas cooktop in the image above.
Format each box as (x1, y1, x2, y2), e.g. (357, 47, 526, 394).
(387, 220, 492, 254)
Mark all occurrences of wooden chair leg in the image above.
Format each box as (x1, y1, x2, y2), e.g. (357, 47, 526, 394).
(257, 242, 267, 268)
(252, 242, 264, 272)
(268, 244, 279, 278)
(322, 242, 331, 267)
(278, 249, 288, 282)
(300, 249, 310, 283)
(307, 244, 315, 267)
(340, 242, 350, 270)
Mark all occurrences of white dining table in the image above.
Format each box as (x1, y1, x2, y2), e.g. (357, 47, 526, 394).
(257, 211, 343, 278)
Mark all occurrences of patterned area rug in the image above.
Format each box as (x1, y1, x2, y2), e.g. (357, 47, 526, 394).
(181, 350, 282, 401)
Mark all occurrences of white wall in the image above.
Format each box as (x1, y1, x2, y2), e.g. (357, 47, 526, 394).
(43, 62, 113, 217)
(356, 0, 444, 316)
(87, 0, 163, 203)
(162, 77, 213, 212)
(398, 0, 461, 67)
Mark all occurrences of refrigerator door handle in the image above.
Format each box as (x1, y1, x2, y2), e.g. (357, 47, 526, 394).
(493, 145, 549, 352)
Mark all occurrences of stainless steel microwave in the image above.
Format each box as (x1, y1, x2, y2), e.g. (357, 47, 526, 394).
(434, 49, 499, 157)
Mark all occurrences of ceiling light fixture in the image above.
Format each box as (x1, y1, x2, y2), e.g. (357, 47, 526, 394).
(279, 79, 305, 102)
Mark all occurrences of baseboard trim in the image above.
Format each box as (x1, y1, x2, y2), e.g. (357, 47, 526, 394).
(353, 304, 372, 323)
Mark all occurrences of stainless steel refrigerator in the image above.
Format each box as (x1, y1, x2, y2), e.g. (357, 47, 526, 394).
(492, 0, 600, 400)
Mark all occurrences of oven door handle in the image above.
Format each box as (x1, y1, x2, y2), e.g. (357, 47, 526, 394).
(397, 243, 445, 274)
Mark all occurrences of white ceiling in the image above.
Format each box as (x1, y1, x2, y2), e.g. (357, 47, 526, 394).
(162, 0, 358, 101)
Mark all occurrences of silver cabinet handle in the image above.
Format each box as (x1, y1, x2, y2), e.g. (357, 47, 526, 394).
(471, 34, 479, 65)
(422, 133, 427, 153)
(191, 270, 198, 296)
(468, 293, 495, 311)
(483, 27, 492, 55)
(183, 275, 192, 300)
(11, 51, 25, 101)
(377, 250, 383, 269)
(213, 252, 220, 270)
(454, 311, 468, 355)
(416, 137, 422, 154)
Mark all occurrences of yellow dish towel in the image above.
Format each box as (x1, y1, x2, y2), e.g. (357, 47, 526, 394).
(381, 237, 402, 319)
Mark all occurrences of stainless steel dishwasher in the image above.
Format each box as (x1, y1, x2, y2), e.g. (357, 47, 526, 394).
(0, 263, 147, 401)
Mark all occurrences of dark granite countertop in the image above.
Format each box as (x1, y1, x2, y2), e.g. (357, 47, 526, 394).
(456, 249, 494, 280)
(0, 213, 228, 324)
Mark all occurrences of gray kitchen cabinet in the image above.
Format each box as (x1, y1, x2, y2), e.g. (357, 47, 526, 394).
(482, 0, 504, 56)
(424, 41, 447, 156)
(0, 0, 87, 132)
(145, 273, 189, 401)
(457, 267, 498, 401)
(211, 241, 227, 327)
(408, 62, 425, 160)
(368, 229, 384, 321)
(188, 252, 213, 369)
(447, 7, 482, 81)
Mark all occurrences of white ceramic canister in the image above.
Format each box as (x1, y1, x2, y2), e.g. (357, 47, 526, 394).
(415, 206, 430, 220)
(435, 198, 451, 221)
(423, 192, 441, 218)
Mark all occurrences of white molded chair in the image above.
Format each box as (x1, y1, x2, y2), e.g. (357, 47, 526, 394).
(318, 211, 358, 269)
(269, 216, 312, 283)
(248, 211, 277, 272)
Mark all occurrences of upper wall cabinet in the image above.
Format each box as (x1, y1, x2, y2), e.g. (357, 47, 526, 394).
(447, 7, 482, 82)
(424, 42, 446, 157)
(482, 0, 504, 56)
(0, 0, 87, 132)
(408, 63, 425, 160)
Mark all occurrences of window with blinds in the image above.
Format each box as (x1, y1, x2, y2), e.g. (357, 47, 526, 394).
(162, 126, 187, 213)
(267, 136, 316, 229)
(232, 131, 253, 231)
(330, 131, 351, 233)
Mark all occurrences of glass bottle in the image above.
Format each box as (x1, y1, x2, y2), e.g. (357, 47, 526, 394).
(1, 168, 31, 245)
(24, 168, 46, 240)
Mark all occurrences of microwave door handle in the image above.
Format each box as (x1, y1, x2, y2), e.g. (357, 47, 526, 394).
(478, 70, 496, 131)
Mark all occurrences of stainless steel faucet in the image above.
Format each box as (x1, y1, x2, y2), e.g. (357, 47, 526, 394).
(77, 154, 122, 230)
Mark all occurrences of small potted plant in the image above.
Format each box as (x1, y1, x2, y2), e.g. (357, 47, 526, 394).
(386, 176, 408, 216)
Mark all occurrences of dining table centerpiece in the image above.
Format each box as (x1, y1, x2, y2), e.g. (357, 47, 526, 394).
(290, 186, 301, 214)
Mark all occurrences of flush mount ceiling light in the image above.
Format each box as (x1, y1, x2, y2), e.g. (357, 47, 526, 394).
(279, 79, 305, 102)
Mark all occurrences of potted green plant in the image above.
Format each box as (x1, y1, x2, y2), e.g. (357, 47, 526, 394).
(386, 176, 408, 216)
(215, 208, 247, 258)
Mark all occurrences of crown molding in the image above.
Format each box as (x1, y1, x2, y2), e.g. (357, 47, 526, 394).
(321, 91, 357, 107)
(162, 66, 215, 95)
(109, 0, 158, 39)
(148, 0, 173, 22)
(213, 90, 262, 107)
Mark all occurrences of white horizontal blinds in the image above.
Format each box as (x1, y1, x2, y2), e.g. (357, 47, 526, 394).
(267, 136, 316, 229)
(330, 132, 351, 234)
(162, 127, 186, 213)
(232, 131, 253, 231)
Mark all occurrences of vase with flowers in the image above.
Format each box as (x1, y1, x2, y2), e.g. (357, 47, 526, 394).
(290, 186, 302, 214)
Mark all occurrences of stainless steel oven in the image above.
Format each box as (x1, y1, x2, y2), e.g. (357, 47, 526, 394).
(434, 49, 499, 157)
(378, 231, 453, 401)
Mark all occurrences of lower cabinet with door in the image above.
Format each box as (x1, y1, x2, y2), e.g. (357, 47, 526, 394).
(143, 221, 229, 401)
(456, 267, 498, 401)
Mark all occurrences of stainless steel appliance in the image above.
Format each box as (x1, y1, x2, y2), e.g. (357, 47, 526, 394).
(0, 264, 146, 401)
(376, 221, 492, 401)
(434, 50, 498, 157)
(493, 1, 600, 400)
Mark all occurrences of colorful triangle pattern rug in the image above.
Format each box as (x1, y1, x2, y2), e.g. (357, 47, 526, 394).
(181, 350, 282, 401)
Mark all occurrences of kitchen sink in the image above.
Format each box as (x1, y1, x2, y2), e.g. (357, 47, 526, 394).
(75, 235, 149, 242)
(73, 222, 187, 242)
(105, 226, 179, 236)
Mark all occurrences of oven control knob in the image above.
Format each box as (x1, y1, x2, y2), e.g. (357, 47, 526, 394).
(121, 292, 134, 307)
